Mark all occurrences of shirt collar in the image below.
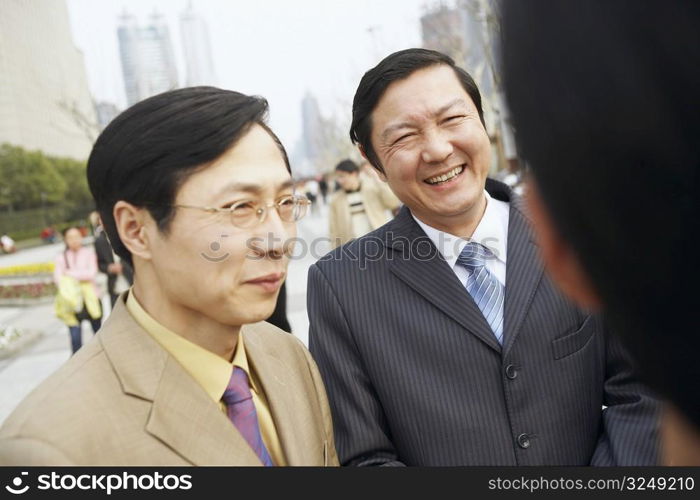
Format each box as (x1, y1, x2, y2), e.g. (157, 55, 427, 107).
(411, 190, 509, 269)
(125, 289, 258, 404)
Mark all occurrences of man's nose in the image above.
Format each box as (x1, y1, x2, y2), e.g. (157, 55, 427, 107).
(421, 128, 453, 164)
(253, 207, 293, 259)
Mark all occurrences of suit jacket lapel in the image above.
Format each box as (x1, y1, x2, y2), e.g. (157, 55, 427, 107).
(243, 324, 315, 465)
(387, 207, 501, 353)
(99, 297, 260, 465)
(502, 197, 544, 355)
(146, 357, 261, 465)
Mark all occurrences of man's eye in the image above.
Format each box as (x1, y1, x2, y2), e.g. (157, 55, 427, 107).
(443, 115, 465, 123)
(230, 202, 256, 213)
(278, 197, 296, 207)
(393, 133, 415, 145)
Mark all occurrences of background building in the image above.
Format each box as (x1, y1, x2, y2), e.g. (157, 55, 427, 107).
(180, 2, 216, 86)
(0, 0, 97, 160)
(94, 101, 121, 131)
(118, 11, 178, 106)
(421, 2, 494, 127)
(301, 92, 324, 168)
(421, 0, 520, 175)
(421, 4, 470, 69)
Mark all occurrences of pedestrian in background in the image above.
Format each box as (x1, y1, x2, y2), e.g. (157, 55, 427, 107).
(304, 178, 319, 216)
(40, 226, 57, 244)
(53, 226, 102, 353)
(94, 216, 133, 310)
(0, 233, 16, 254)
(328, 159, 400, 247)
(318, 174, 329, 205)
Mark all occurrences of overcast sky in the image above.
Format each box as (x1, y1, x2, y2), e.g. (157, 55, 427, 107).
(66, 0, 438, 153)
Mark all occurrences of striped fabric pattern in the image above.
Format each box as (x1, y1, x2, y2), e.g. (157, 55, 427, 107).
(222, 367, 274, 466)
(457, 242, 505, 343)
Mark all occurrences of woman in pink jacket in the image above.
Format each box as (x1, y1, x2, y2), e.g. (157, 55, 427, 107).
(53, 226, 103, 353)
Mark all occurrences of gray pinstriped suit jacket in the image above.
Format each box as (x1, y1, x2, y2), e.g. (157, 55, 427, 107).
(308, 179, 660, 466)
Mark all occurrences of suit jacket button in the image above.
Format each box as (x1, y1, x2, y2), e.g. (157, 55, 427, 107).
(505, 364, 518, 379)
(517, 433, 531, 449)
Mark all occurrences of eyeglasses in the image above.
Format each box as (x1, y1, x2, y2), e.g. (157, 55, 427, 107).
(172, 194, 311, 229)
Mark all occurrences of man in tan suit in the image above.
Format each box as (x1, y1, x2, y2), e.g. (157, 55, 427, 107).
(0, 87, 338, 466)
(329, 159, 400, 247)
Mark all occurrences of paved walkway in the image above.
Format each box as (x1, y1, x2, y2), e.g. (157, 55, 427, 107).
(0, 304, 69, 423)
(0, 207, 331, 425)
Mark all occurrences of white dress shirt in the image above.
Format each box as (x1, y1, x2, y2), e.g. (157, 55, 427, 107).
(412, 190, 510, 287)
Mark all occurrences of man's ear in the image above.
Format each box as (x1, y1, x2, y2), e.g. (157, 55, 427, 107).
(526, 179, 602, 310)
(359, 145, 387, 182)
(113, 201, 154, 262)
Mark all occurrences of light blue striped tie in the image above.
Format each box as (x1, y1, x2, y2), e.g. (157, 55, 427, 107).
(456, 242, 505, 344)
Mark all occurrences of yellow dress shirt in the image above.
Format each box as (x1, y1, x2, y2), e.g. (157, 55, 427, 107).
(125, 290, 286, 465)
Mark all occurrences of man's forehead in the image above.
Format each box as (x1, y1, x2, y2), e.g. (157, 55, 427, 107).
(213, 178, 294, 195)
(394, 96, 468, 119)
(382, 65, 465, 100)
(177, 169, 293, 202)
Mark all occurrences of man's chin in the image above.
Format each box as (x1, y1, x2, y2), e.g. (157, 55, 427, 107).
(239, 302, 278, 326)
(429, 200, 480, 219)
(212, 298, 277, 328)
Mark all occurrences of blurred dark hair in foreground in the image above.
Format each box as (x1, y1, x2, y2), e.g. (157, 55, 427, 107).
(501, 0, 700, 433)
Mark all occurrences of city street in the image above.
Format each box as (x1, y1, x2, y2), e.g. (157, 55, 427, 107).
(0, 205, 331, 425)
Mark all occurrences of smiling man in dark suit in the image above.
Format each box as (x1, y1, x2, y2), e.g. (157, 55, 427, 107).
(307, 48, 660, 466)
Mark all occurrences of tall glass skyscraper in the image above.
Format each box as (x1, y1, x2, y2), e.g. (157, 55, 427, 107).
(180, 3, 216, 86)
(118, 12, 178, 107)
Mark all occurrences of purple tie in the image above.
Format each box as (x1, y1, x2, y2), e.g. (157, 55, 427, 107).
(222, 366, 274, 466)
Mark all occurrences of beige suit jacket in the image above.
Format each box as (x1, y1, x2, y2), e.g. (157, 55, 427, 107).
(329, 176, 400, 247)
(0, 297, 339, 466)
